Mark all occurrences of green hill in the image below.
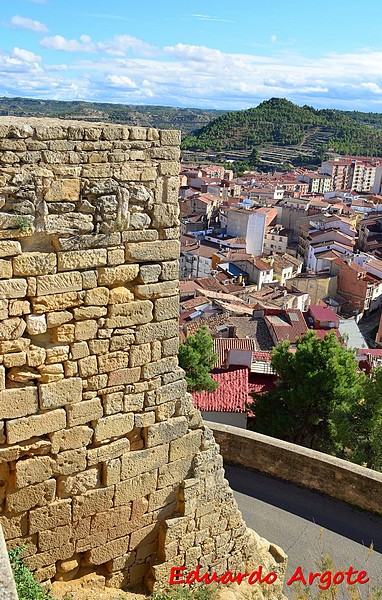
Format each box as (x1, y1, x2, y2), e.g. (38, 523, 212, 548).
(181, 98, 382, 167)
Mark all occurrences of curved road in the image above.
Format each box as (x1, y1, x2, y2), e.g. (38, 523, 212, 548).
(224, 463, 382, 597)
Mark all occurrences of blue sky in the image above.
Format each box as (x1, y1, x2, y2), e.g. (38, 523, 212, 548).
(2, 0, 382, 111)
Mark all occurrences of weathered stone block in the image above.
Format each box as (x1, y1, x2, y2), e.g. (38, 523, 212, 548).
(98, 351, 129, 373)
(142, 357, 178, 380)
(94, 413, 134, 442)
(0, 278, 27, 299)
(0, 386, 38, 419)
(74, 320, 98, 341)
(26, 314, 47, 335)
(58, 249, 107, 271)
(46, 310, 73, 328)
(85, 536, 130, 565)
(0, 317, 26, 340)
(53, 448, 87, 475)
(135, 319, 178, 344)
(121, 444, 168, 480)
(0, 240, 21, 257)
(145, 417, 188, 448)
(36, 272, 82, 296)
(109, 333, 134, 352)
(78, 355, 98, 377)
(6, 479, 56, 514)
(13, 252, 57, 276)
(6, 408, 66, 444)
(114, 470, 157, 505)
(66, 397, 103, 427)
(73, 306, 106, 320)
(87, 438, 130, 466)
(29, 499, 72, 534)
(106, 300, 153, 329)
(39, 377, 82, 409)
(73, 487, 114, 520)
(0, 259, 12, 279)
(44, 178, 81, 202)
(125, 240, 179, 263)
(170, 430, 203, 462)
(39, 524, 73, 551)
(129, 343, 151, 367)
(107, 367, 141, 387)
(50, 425, 93, 453)
(98, 264, 139, 286)
(15, 456, 54, 488)
(108, 286, 134, 305)
(32, 291, 81, 314)
(102, 458, 121, 486)
(135, 280, 178, 300)
(58, 468, 99, 498)
(157, 379, 187, 405)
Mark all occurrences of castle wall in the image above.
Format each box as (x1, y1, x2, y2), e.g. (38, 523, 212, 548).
(0, 117, 277, 593)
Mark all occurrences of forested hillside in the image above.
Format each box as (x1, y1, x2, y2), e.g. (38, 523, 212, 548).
(182, 98, 382, 158)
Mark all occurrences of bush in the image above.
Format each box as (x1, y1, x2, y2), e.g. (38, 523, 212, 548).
(9, 546, 55, 600)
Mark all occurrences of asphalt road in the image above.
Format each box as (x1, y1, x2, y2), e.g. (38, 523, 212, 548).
(224, 463, 382, 598)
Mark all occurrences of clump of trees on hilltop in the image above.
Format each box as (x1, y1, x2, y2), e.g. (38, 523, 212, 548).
(248, 331, 382, 471)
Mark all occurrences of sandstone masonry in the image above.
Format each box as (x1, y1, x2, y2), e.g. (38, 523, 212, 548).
(0, 117, 285, 594)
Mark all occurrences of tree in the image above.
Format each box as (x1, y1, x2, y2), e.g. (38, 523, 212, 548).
(179, 327, 218, 392)
(249, 331, 362, 453)
(345, 368, 382, 470)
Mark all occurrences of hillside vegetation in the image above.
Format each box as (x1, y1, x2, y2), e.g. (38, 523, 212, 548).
(182, 98, 382, 166)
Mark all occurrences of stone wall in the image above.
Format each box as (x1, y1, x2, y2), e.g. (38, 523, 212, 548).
(0, 117, 283, 594)
(212, 422, 382, 516)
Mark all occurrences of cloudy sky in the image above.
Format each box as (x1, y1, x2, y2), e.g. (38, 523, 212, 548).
(2, 0, 382, 111)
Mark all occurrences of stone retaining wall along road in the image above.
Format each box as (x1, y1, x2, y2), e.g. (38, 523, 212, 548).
(212, 422, 382, 516)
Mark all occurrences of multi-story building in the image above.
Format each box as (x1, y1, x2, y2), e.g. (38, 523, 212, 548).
(320, 157, 381, 193)
(331, 257, 382, 316)
(320, 159, 353, 190)
(298, 172, 332, 194)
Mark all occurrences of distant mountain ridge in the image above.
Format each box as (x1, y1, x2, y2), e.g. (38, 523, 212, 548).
(0, 97, 225, 136)
(2, 96, 382, 168)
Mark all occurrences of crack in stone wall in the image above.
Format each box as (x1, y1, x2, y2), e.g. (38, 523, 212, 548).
(0, 117, 286, 594)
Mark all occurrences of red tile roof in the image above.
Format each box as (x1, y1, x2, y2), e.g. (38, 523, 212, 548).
(308, 305, 340, 325)
(252, 351, 272, 363)
(192, 367, 250, 413)
(265, 309, 308, 343)
(214, 337, 256, 368)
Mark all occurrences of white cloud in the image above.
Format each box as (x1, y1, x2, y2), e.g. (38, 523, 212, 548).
(99, 35, 157, 58)
(2, 38, 382, 110)
(40, 34, 97, 52)
(10, 15, 48, 33)
(105, 75, 137, 88)
(189, 14, 234, 23)
(270, 35, 277, 44)
(13, 47, 42, 63)
(164, 43, 224, 62)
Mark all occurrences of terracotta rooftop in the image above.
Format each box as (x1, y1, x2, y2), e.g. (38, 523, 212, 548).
(265, 309, 308, 344)
(192, 367, 250, 413)
(308, 305, 340, 325)
(214, 337, 257, 369)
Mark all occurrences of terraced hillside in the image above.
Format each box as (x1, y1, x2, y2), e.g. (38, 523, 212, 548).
(182, 98, 382, 168)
